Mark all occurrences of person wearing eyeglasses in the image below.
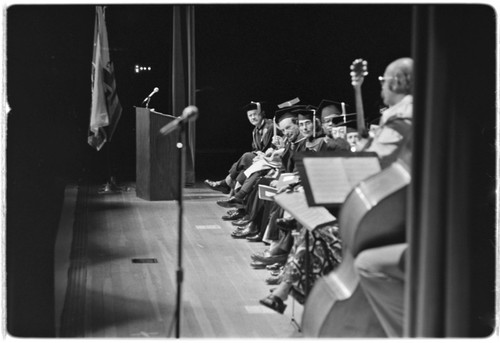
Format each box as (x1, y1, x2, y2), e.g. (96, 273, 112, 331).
(352, 57, 414, 337)
(362, 57, 413, 169)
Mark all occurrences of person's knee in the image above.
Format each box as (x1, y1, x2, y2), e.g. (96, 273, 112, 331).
(241, 152, 256, 164)
(354, 245, 407, 280)
(354, 249, 382, 275)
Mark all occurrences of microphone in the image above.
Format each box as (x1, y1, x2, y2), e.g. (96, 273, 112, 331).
(159, 106, 199, 136)
(142, 87, 159, 103)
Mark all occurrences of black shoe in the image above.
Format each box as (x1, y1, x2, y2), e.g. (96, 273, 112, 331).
(276, 217, 297, 232)
(250, 260, 268, 269)
(266, 263, 283, 271)
(270, 269, 282, 277)
(217, 196, 244, 209)
(221, 209, 245, 221)
(251, 249, 287, 261)
(204, 179, 231, 194)
(252, 253, 288, 265)
(246, 234, 262, 242)
(260, 294, 287, 314)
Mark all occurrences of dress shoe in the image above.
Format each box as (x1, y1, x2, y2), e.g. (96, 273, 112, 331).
(204, 179, 231, 194)
(250, 260, 268, 269)
(217, 196, 245, 209)
(252, 253, 288, 265)
(231, 223, 258, 238)
(270, 269, 283, 276)
(276, 217, 297, 232)
(226, 209, 239, 216)
(266, 263, 283, 271)
(260, 294, 287, 314)
(231, 217, 252, 226)
(232, 224, 246, 231)
(230, 224, 247, 235)
(251, 250, 271, 260)
(221, 209, 245, 221)
(251, 249, 287, 261)
(246, 234, 262, 242)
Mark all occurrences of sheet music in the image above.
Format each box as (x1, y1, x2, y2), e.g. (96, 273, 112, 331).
(302, 158, 351, 204)
(300, 155, 382, 205)
(274, 191, 336, 231)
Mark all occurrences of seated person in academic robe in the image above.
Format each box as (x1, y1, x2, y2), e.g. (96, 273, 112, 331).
(219, 102, 347, 212)
(204, 101, 278, 202)
(241, 104, 351, 247)
(221, 105, 329, 210)
(226, 106, 326, 229)
(346, 126, 360, 152)
(352, 57, 414, 337)
(317, 99, 356, 151)
(226, 105, 307, 240)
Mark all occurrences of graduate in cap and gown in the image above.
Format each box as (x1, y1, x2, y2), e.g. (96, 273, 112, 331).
(204, 101, 278, 210)
(317, 99, 353, 152)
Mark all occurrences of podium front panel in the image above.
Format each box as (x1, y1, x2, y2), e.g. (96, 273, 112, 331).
(135, 108, 179, 200)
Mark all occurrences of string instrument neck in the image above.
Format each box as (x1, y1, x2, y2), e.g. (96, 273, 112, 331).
(354, 85, 368, 138)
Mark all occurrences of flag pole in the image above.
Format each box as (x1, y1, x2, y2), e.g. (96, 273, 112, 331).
(89, 6, 123, 190)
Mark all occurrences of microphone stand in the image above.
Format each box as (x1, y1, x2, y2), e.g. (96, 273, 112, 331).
(174, 120, 186, 338)
(144, 97, 151, 109)
(157, 106, 198, 338)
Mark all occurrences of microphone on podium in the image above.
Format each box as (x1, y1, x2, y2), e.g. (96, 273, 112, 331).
(159, 106, 199, 136)
(142, 87, 159, 103)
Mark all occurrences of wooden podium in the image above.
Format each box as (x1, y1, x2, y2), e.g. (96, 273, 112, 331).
(135, 107, 179, 201)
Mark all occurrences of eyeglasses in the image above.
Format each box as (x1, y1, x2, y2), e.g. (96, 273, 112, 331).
(378, 76, 396, 85)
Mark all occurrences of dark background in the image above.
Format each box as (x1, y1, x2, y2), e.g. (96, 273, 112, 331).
(7, 4, 413, 184)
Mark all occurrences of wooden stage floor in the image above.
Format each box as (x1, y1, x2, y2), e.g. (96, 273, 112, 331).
(55, 182, 303, 338)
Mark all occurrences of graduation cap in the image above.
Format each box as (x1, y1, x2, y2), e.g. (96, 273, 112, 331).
(293, 105, 319, 136)
(292, 106, 317, 121)
(274, 105, 305, 123)
(331, 119, 359, 139)
(334, 119, 357, 130)
(277, 97, 300, 109)
(242, 101, 268, 116)
(317, 99, 356, 123)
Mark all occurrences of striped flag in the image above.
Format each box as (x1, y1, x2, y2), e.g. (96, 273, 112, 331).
(88, 6, 122, 151)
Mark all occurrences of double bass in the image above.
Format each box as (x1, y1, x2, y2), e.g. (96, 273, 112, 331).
(301, 59, 410, 337)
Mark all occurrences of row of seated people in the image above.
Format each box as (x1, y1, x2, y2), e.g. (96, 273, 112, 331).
(205, 57, 413, 337)
(205, 99, 358, 313)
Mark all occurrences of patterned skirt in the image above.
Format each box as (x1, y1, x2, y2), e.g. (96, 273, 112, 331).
(283, 223, 343, 304)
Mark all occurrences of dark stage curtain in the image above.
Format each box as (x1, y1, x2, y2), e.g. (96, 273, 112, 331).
(406, 5, 496, 337)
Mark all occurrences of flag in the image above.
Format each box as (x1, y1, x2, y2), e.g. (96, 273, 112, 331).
(88, 6, 122, 151)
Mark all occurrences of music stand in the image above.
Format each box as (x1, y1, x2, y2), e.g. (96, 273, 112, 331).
(295, 151, 381, 209)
